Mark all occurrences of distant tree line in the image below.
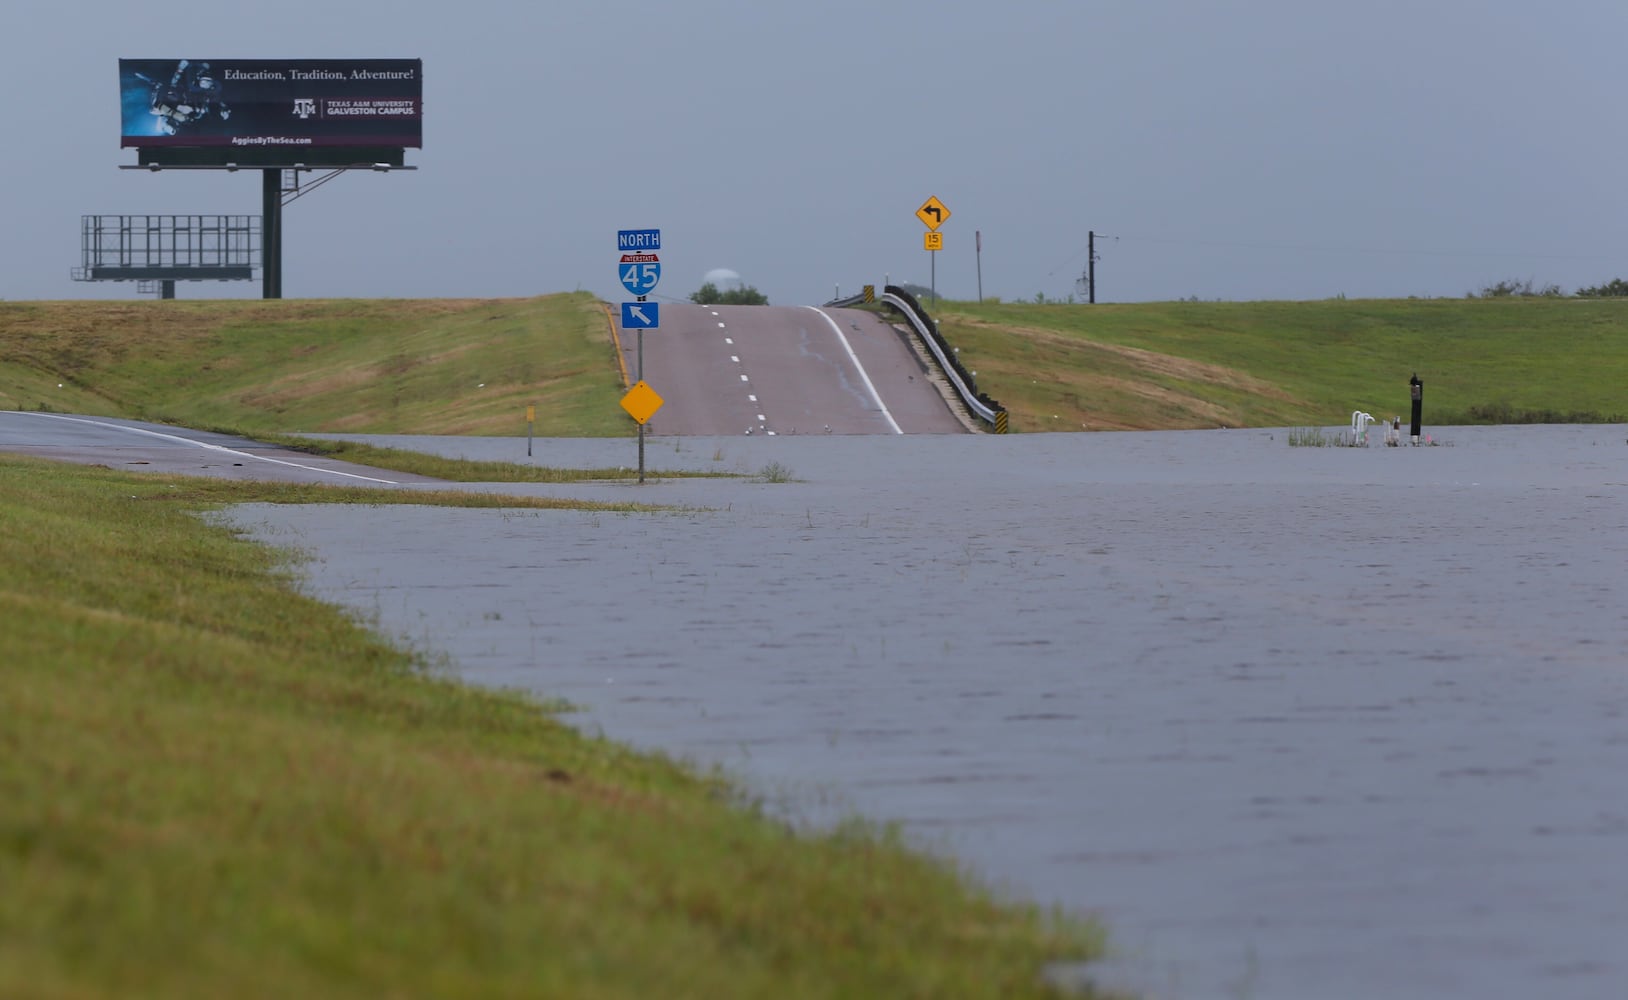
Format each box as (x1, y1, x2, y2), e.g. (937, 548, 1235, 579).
(690, 282, 769, 305)
(1472, 277, 1628, 298)
(1576, 277, 1628, 298)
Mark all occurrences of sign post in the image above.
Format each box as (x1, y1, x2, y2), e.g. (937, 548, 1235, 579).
(617, 229, 663, 482)
(916, 195, 950, 305)
(619, 382, 664, 484)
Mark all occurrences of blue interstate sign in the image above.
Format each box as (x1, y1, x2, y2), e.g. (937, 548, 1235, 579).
(618, 256, 661, 296)
(621, 301, 660, 330)
(617, 229, 661, 252)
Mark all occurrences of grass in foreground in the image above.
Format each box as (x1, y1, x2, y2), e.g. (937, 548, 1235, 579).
(262, 433, 736, 483)
(0, 456, 1102, 998)
(106, 475, 665, 512)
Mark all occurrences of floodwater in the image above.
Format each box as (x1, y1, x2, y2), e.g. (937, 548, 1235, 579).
(222, 426, 1628, 1000)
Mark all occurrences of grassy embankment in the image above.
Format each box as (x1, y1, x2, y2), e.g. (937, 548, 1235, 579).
(0, 294, 626, 435)
(924, 297, 1628, 432)
(0, 456, 1102, 998)
(0, 293, 672, 481)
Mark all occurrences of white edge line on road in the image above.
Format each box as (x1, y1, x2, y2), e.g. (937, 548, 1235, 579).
(14, 412, 400, 485)
(803, 306, 903, 435)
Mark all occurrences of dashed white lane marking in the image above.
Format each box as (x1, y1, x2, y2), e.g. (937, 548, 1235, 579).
(712, 316, 762, 427)
(16, 412, 400, 484)
(801, 306, 903, 435)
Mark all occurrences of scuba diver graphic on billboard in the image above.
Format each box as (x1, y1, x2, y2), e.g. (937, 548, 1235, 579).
(129, 60, 230, 136)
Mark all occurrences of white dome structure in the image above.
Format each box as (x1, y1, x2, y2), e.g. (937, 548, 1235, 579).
(703, 268, 744, 291)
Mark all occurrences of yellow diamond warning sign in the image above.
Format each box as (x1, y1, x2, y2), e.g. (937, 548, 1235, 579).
(620, 380, 664, 425)
(916, 195, 950, 232)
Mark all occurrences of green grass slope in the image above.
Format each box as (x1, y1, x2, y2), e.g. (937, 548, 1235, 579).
(0, 293, 631, 436)
(934, 298, 1628, 432)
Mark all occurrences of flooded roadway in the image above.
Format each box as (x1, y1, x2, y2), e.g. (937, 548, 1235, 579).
(222, 426, 1628, 1000)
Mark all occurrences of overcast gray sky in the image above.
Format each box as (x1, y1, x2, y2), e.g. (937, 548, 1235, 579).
(4, 0, 1625, 306)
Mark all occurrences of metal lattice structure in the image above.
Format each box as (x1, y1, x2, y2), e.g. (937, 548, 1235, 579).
(73, 214, 260, 284)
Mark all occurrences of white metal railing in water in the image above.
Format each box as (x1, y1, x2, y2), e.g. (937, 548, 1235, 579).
(1350, 410, 1375, 445)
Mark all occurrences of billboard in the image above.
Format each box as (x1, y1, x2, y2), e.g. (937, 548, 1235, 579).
(119, 59, 422, 149)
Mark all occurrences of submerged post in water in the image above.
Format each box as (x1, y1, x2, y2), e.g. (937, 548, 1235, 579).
(1410, 373, 1423, 446)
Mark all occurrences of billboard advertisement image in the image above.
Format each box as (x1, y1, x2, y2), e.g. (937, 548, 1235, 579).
(119, 59, 422, 149)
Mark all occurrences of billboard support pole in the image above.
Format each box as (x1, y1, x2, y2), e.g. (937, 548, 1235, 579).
(261, 169, 282, 300)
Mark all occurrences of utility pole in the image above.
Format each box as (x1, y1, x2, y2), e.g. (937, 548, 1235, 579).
(1079, 231, 1112, 304)
(1088, 230, 1097, 304)
(976, 230, 983, 304)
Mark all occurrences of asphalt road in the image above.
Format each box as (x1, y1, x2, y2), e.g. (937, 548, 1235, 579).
(623, 303, 968, 436)
(0, 411, 439, 484)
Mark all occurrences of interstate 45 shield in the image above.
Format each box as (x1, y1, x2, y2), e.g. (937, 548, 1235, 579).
(619, 254, 661, 297)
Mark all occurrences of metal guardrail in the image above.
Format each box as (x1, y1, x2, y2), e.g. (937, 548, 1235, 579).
(822, 293, 868, 308)
(880, 285, 1007, 431)
(823, 284, 876, 309)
